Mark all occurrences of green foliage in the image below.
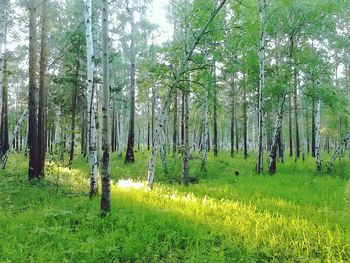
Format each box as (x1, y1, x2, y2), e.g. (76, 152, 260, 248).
(0, 151, 349, 262)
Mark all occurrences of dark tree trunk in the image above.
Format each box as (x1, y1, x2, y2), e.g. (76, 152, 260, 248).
(28, 0, 39, 179)
(68, 87, 78, 167)
(288, 92, 293, 157)
(182, 90, 189, 186)
(111, 95, 116, 152)
(68, 43, 80, 168)
(81, 111, 86, 155)
(269, 93, 286, 174)
(230, 78, 235, 158)
(173, 89, 177, 155)
(19, 123, 23, 151)
(235, 117, 239, 151)
(147, 100, 150, 151)
(50, 125, 54, 154)
(277, 125, 284, 163)
(125, 4, 136, 163)
(243, 74, 248, 159)
(306, 109, 310, 154)
(0, 59, 9, 156)
(312, 99, 316, 157)
(181, 90, 185, 153)
(293, 68, 300, 159)
(37, 0, 48, 176)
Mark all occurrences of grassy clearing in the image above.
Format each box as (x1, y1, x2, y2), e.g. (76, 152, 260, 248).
(0, 150, 349, 262)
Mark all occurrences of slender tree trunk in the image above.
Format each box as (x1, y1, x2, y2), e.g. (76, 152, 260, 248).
(269, 93, 286, 174)
(201, 84, 209, 170)
(0, 48, 3, 120)
(243, 72, 248, 159)
(111, 95, 116, 152)
(0, 58, 9, 157)
(306, 109, 310, 154)
(147, 88, 172, 188)
(159, 128, 169, 175)
(173, 89, 177, 155)
(37, 0, 48, 176)
(81, 111, 86, 155)
(2, 109, 28, 169)
(235, 116, 239, 151)
(28, 0, 39, 179)
(125, 1, 136, 163)
(0, 0, 8, 138)
(85, 0, 98, 196)
(257, 0, 266, 173)
(278, 125, 284, 163)
(290, 36, 300, 160)
(301, 104, 306, 161)
(213, 61, 218, 157)
(181, 90, 185, 152)
(230, 79, 235, 158)
(147, 100, 150, 151)
(315, 99, 321, 171)
(312, 99, 316, 157)
(151, 86, 155, 148)
(100, 0, 111, 213)
(182, 90, 190, 185)
(68, 43, 80, 168)
(117, 103, 124, 157)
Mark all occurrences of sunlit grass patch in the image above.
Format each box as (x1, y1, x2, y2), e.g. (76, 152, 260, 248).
(1, 151, 350, 261)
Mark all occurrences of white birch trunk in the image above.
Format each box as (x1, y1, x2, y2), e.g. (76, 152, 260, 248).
(330, 132, 350, 166)
(2, 109, 28, 169)
(268, 93, 286, 174)
(159, 128, 168, 175)
(257, 0, 266, 173)
(315, 99, 321, 170)
(146, 0, 228, 189)
(147, 88, 170, 189)
(85, 0, 98, 196)
(100, 0, 111, 213)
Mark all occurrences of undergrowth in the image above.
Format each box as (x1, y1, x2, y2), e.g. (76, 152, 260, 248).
(0, 150, 349, 262)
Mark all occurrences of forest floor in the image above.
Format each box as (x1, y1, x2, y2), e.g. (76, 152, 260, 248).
(0, 151, 350, 262)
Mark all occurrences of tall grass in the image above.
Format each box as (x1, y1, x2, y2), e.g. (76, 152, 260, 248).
(0, 150, 349, 262)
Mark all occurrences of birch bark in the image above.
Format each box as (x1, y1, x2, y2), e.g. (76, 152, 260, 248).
(2, 109, 28, 169)
(257, 0, 266, 173)
(100, 0, 111, 213)
(85, 0, 98, 196)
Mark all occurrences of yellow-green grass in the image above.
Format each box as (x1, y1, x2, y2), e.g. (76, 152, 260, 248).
(0, 150, 349, 262)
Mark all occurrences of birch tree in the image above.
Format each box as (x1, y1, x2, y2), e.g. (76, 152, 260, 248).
(84, 0, 98, 196)
(146, 0, 228, 189)
(201, 80, 209, 170)
(125, 0, 136, 163)
(256, 0, 266, 174)
(100, 0, 111, 213)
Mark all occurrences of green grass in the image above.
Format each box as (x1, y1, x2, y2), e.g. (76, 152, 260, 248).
(0, 150, 349, 262)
